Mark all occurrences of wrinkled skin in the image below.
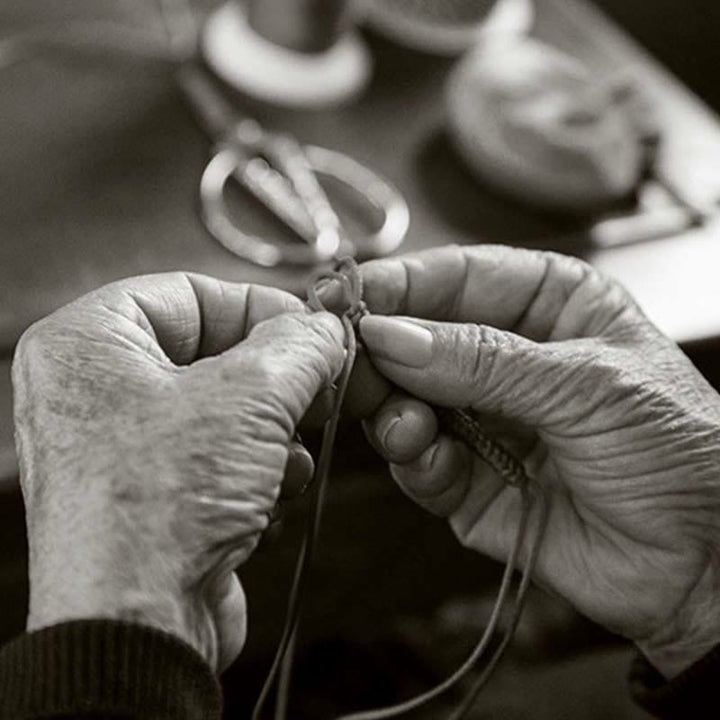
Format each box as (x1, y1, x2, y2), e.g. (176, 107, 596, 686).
(357, 245, 720, 678)
(13, 273, 345, 671)
(13, 246, 720, 682)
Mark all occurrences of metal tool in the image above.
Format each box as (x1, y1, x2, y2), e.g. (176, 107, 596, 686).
(179, 64, 410, 267)
(590, 124, 716, 248)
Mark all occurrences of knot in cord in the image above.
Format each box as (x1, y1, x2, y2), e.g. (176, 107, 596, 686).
(307, 257, 368, 330)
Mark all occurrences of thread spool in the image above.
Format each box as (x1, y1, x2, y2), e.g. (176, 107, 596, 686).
(247, 0, 350, 53)
(202, 0, 372, 108)
(446, 38, 648, 213)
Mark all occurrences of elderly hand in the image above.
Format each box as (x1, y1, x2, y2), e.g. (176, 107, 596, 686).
(12, 273, 345, 672)
(358, 245, 720, 679)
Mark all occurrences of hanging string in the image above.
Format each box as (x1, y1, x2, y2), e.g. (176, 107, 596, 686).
(332, 485, 543, 720)
(251, 286, 358, 720)
(448, 486, 548, 720)
(253, 257, 548, 720)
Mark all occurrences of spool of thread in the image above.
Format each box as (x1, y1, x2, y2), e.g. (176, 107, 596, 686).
(202, 1, 371, 108)
(247, 0, 350, 53)
(446, 38, 648, 213)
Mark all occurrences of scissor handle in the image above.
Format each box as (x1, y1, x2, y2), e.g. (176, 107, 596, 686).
(304, 145, 410, 259)
(199, 145, 410, 266)
(200, 148, 341, 266)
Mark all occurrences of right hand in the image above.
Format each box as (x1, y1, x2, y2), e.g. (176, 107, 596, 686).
(357, 245, 720, 679)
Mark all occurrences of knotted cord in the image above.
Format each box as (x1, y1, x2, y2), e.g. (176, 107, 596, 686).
(253, 258, 548, 720)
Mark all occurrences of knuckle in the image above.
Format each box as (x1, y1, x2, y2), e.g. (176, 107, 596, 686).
(240, 354, 287, 391)
(462, 323, 496, 370)
(250, 283, 305, 315)
(307, 315, 344, 359)
(537, 252, 645, 339)
(546, 252, 595, 297)
(449, 323, 499, 393)
(550, 250, 593, 278)
(12, 317, 54, 379)
(14, 319, 46, 361)
(274, 312, 343, 374)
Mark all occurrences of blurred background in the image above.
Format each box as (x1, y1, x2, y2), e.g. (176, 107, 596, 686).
(1, 1, 719, 718)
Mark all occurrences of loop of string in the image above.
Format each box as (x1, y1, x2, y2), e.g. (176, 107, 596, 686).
(307, 256, 368, 329)
(253, 258, 547, 720)
(251, 309, 357, 720)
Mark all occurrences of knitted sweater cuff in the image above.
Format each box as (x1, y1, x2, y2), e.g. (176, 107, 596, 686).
(0, 620, 222, 720)
(629, 644, 720, 718)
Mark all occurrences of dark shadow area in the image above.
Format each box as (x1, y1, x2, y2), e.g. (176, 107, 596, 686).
(0, 485, 28, 647)
(413, 130, 594, 250)
(594, 0, 720, 111)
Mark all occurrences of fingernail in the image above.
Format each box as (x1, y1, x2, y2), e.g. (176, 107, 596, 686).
(408, 442, 439, 472)
(360, 316, 433, 368)
(375, 411, 402, 452)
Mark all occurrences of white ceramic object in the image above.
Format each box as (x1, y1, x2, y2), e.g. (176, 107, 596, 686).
(202, 1, 372, 108)
(446, 37, 649, 211)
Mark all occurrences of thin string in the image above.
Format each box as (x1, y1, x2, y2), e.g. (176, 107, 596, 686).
(448, 485, 549, 720)
(251, 310, 358, 720)
(254, 257, 547, 720)
(307, 256, 368, 329)
(273, 627, 297, 720)
(333, 485, 535, 720)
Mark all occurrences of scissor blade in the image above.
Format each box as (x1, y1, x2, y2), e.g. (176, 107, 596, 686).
(178, 63, 242, 143)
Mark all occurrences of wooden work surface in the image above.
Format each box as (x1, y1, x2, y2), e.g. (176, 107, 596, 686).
(1, 0, 719, 484)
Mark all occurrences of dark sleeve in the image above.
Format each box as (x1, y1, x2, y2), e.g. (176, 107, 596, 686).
(630, 644, 720, 718)
(0, 620, 223, 720)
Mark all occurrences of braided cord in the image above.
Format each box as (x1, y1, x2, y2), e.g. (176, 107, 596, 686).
(436, 408, 527, 487)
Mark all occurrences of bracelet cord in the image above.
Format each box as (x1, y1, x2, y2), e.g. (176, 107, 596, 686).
(252, 258, 548, 720)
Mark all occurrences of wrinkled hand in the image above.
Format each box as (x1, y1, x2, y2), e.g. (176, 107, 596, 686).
(12, 273, 344, 671)
(358, 245, 720, 678)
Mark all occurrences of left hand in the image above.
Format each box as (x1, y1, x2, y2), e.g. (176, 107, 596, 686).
(12, 273, 345, 671)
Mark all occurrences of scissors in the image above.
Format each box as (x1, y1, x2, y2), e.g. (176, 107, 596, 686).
(178, 64, 410, 267)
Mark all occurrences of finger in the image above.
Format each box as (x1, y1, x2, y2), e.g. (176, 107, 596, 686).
(256, 519, 284, 552)
(88, 273, 306, 365)
(297, 329, 393, 427)
(390, 434, 476, 517)
(299, 385, 336, 431)
(360, 245, 639, 341)
(306, 275, 393, 421)
(343, 345, 394, 421)
(363, 393, 438, 464)
(368, 400, 539, 471)
(207, 571, 246, 672)
(359, 314, 582, 428)
(282, 440, 315, 499)
(449, 469, 527, 563)
(216, 311, 346, 431)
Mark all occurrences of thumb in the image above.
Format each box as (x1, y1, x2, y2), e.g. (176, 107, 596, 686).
(210, 311, 347, 433)
(359, 315, 576, 427)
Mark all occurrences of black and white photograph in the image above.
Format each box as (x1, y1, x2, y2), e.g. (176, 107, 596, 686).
(1, 1, 719, 718)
